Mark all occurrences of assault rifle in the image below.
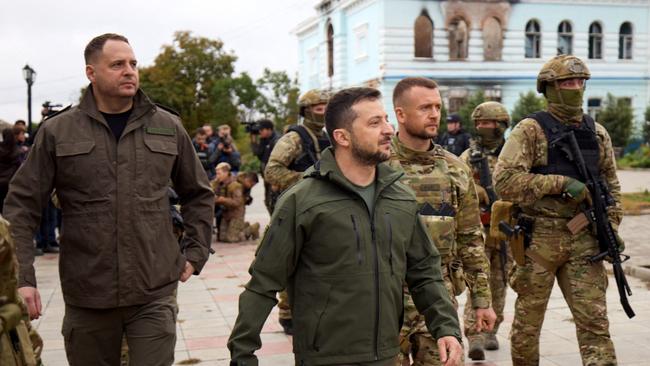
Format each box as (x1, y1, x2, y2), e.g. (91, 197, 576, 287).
(469, 147, 507, 286)
(551, 131, 635, 318)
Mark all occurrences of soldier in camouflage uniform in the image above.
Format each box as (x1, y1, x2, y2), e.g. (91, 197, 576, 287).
(211, 163, 259, 242)
(390, 77, 496, 365)
(459, 102, 513, 360)
(493, 55, 621, 366)
(263, 89, 331, 335)
(0, 216, 42, 366)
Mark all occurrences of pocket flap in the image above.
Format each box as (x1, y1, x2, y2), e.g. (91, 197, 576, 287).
(144, 138, 178, 155)
(56, 141, 95, 157)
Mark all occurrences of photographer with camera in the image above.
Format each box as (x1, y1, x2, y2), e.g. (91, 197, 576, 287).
(247, 119, 278, 214)
(193, 128, 219, 180)
(215, 125, 241, 173)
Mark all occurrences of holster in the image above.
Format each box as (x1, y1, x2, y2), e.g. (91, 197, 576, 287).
(511, 216, 534, 267)
(490, 200, 515, 241)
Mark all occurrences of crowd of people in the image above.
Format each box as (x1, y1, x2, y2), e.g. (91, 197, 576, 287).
(0, 31, 630, 366)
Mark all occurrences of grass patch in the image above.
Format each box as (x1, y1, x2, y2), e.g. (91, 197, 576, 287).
(621, 190, 650, 215)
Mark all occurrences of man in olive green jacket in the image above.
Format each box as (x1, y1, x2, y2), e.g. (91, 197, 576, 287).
(4, 33, 214, 365)
(228, 87, 462, 366)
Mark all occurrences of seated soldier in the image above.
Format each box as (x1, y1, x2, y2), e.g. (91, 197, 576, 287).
(211, 163, 259, 242)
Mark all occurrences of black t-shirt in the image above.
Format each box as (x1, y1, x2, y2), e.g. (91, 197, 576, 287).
(101, 109, 132, 140)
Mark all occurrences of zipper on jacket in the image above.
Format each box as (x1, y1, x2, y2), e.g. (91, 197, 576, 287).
(384, 212, 394, 275)
(371, 217, 380, 361)
(351, 215, 362, 265)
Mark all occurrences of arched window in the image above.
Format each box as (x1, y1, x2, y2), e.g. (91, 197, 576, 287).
(414, 10, 433, 58)
(619, 22, 633, 59)
(589, 22, 603, 59)
(449, 17, 469, 60)
(327, 22, 334, 77)
(557, 21, 572, 55)
(483, 17, 503, 61)
(525, 20, 541, 58)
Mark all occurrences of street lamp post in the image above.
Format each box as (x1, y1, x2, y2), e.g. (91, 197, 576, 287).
(22, 64, 36, 136)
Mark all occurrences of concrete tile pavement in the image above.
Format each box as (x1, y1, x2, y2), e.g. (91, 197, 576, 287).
(32, 172, 650, 365)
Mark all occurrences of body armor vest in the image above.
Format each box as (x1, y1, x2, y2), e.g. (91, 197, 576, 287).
(529, 111, 600, 182)
(287, 125, 330, 172)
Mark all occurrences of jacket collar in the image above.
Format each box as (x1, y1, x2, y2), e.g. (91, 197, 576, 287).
(78, 85, 155, 128)
(305, 147, 403, 198)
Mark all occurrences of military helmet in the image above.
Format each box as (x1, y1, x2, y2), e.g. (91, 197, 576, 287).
(299, 89, 331, 116)
(536, 55, 591, 93)
(471, 101, 510, 127)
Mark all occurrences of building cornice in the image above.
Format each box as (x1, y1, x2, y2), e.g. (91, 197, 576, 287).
(292, 15, 320, 36)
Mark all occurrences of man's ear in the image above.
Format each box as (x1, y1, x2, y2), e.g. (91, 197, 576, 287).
(332, 128, 351, 148)
(85, 65, 95, 83)
(394, 107, 406, 126)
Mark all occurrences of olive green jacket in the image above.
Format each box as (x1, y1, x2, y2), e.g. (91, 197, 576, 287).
(228, 148, 460, 366)
(4, 87, 214, 308)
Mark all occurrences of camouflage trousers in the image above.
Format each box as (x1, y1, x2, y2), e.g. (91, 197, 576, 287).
(278, 290, 292, 320)
(509, 218, 616, 366)
(464, 236, 512, 340)
(219, 217, 247, 242)
(397, 274, 464, 366)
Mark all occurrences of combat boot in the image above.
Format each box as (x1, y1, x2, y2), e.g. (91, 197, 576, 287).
(468, 336, 485, 361)
(279, 318, 293, 335)
(484, 333, 499, 350)
(249, 223, 260, 240)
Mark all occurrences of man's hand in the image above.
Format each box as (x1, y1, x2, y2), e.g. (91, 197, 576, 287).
(180, 261, 195, 282)
(563, 177, 592, 205)
(474, 307, 497, 333)
(18, 286, 42, 320)
(437, 336, 463, 366)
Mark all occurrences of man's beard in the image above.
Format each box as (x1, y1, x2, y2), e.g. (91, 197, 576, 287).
(350, 135, 390, 166)
(405, 121, 436, 140)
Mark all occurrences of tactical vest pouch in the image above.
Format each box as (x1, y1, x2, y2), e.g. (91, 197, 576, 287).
(418, 214, 456, 263)
(0, 303, 22, 332)
(490, 200, 515, 241)
(448, 259, 466, 296)
(0, 321, 37, 366)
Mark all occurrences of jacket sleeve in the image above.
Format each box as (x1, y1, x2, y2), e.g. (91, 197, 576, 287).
(228, 193, 301, 366)
(263, 132, 303, 191)
(456, 176, 492, 308)
(594, 123, 623, 228)
(3, 124, 56, 288)
(494, 119, 566, 205)
(171, 123, 215, 274)
(405, 216, 462, 341)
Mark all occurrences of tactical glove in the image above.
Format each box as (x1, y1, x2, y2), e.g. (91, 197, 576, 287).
(562, 177, 591, 205)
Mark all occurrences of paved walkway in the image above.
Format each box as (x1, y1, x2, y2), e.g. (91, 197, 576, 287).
(32, 170, 650, 365)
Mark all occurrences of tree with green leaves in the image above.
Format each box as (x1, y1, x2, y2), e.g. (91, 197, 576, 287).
(642, 106, 650, 145)
(139, 31, 238, 132)
(511, 91, 546, 125)
(254, 69, 300, 132)
(599, 93, 634, 148)
(456, 90, 486, 131)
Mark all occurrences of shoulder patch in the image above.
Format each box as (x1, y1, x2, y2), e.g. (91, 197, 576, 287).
(145, 127, 176, 136)
(155, 103, 180, 117)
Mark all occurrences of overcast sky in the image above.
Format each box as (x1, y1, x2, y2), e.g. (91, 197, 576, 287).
(0, 0, 318, 123)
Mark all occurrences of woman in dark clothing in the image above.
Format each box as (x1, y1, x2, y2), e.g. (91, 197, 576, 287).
(0, 127, 22, 212)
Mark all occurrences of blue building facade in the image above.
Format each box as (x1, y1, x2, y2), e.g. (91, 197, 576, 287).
(294, 0, 650, 128)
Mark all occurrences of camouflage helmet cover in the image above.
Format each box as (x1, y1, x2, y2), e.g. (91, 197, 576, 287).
(299, 89, 331, 116)
(471, 101, 510, 127)
(536, 55, 591, 93)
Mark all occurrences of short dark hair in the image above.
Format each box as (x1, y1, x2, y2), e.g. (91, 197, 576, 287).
(194, 127, 206, 137)
(392, 77, 438, 107)
(239, 171, 259, 183)
(84, 33, 129, 64)
(14, 120, 26, 126)
(325, 87, 382, 148)
(258, 119, 274, 130)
